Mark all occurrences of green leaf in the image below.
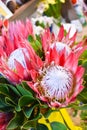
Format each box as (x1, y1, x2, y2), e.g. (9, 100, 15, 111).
(35, 21, 45, 28)
(5, 97, 16, 107)
(78, 104, 87, 110)
(77, 87, 87, 103)
(15, 105, 21, 112)
(36, 123, 48, 130)
(81, 50, 87, 59)
(8, 84, 21, 97)
(35, 40, 42, 50)
(0, 76, 9, 83)
(21, 82, 34, 95)
(44, 109, 57, 118)
(50, 121, 67, 130)
(28, 35, 34, 43)
(0, 95, 13, 112)
(18, 95, 36, 108)
(80, 110, 87, 120)
(23, 104, 39, 118)
(82, 60, 87, 69)
(7, 112, 24, 129)
(16, 84, 33, 96)
(23, 114, 42, 129)
(0, 85, 9, 96)
(23, 120, 37, 129)
(44, 2, 61, 19)
(0, 84, 21, 103)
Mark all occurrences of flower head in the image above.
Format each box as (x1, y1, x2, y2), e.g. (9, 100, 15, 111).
(0, 19, 34, 84)
(27, 46, 84, 107)
(0, 20, 85, 108)
(41, 26, 87, 57)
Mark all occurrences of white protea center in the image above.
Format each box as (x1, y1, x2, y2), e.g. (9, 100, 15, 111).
(40, 65, 73, 102)
(51, 42, 71, 55)
(8, 48, 29, 70)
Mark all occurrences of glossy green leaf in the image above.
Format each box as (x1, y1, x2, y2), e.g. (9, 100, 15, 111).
(0, 85, 9, 96)
(16, 84, 33, 96)
(23, 104, 39, 118)
(23, 114, 42, 129)
(18, 95, 36, 108)
(0, 95, 13, 112)
(36, 123, 49, 130)
(15, 105, 21, 112)
(7, 112, 24, 129)
(23, 120, 37, 129)
(21, 82, 34, 95)
(50, 121, 67, 130)
(8, 84, 21, 97)
(5, 97, 16, 107)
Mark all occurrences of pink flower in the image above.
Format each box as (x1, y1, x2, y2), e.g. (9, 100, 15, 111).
(26, 46, 84, 107)
(8, 19, 34, 42)
(41, 26, 87, 57)
(0, 21, 85, 108)
(0, 19, 34, 84)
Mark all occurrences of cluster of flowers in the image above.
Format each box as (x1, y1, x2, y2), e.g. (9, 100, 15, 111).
(0, 18, 86, 129)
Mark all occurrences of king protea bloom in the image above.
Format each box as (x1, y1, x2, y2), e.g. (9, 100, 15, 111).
(0, 20, 85, 107)
(41, 25, 87, 57)
(0, 30, 34, 84)
(0, 42, 32, 84)
(0, 38, 85, 107)
(0, 112, 13, 130)
(0, 19, 35, 84)
(26, 45, 85, 107)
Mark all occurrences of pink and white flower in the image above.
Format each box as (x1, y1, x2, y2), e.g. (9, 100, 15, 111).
(0, 20, 85, 108)
(27, 46, 84, 107)
(41, 25, 87, 57)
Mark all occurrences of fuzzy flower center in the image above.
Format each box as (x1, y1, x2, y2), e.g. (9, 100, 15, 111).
(52, 42, 71, 55)
(8, 48, 29, 69)
(40, 65, 73, 101)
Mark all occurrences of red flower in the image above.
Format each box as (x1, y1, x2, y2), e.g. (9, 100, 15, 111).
(0, 112, 13, 130)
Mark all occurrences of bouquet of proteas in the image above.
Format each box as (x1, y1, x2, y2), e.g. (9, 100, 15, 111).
(0, 18, 87, 130)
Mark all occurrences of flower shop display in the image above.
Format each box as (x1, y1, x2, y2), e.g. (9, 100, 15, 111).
(37, 0, 86, 33)
(0, 18, 87, 130)
(37, 0, 62, 25)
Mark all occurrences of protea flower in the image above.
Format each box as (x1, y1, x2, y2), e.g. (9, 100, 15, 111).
(0, 42, 33, 84)
(0, 112, 13, 130)
(26, 45, 85, 107)
(0, 20, 85, 108)
(0, 31, 85, 107)
(0, 19, 35, 84)
(8, 19, 34, 42)
(0, 27, 34, 84)
(41, 26, 87, 57)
